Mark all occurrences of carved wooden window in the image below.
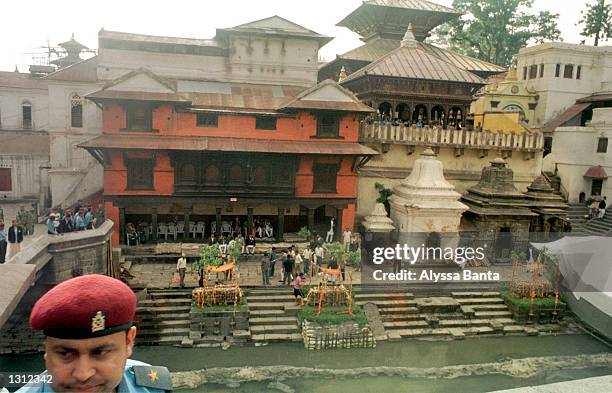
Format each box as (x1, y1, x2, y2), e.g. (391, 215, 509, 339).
(205, 165, 220, 184)
(312, 163, 338, 193)
(316, 115, 340, 138)
(252, 166, 267, 184)
(196, 113, 218, 127)
(597, 138, 608, 153)
(126, 103, 152, 130)
(229, 164, 243, 183)
(0, 168, 12, 191)
(255, 116, 276, 130)
(126, 158, 154, 190)
(22, 101, 32, 129)
(180, 163, 196, 181)
(71, 94, 83, 128)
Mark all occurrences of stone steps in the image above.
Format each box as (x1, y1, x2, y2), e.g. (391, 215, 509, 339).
(456, 297, 505, 305)
(246, 295, 295, 303)
(355, 299, 417, 307)
(381, 313, 427, 322)
(451, 291, 500, 298)
(438, 318, 514, 328)
(250, 324, 300, 334)
(383, 320, 429, 329)
(138, 312, 190, 321)
(378, 306, 420, 315)
(354, 292, 414, 301)
(248, 302, 294, 310)
(137, 327, 190, 337)
(249, 309, 286, 317)
(140, 298, 192, 306)
(137, 320, 190, 328)
(473, 310, 513, 319)
(249, 316, 298, 326)
(136, 305, 191, 314)
(470, 304, 509, 312)
(251, 333, 302, 342)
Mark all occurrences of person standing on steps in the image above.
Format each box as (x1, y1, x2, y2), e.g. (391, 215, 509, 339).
(176, 252, 187, 288)
(8, 219, 24, 258)
(261, 252, 270, 286)
(0, 222, 7, 264)
(293, 273, 304, 307)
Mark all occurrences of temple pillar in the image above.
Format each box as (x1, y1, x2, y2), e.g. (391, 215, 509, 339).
(277, 208, 284, 241)
(151, 207, 158, 243)
(247, 207, 254, 238)
(215, 207, 222, 238)
(307, 208, 315, 233)
(119, 207, 126, 245)
(183, 207, 191, 241)
(335, 207, 343, 241)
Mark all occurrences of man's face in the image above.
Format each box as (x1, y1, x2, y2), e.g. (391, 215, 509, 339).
(44, 327, 136, 393)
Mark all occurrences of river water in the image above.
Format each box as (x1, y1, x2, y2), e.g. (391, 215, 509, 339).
(1, 335, 610, 392)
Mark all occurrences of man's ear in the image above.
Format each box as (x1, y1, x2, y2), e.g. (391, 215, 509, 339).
(125, 326, 137, 357)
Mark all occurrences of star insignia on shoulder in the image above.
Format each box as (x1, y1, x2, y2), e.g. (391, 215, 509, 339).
(148, 369, 158, 382)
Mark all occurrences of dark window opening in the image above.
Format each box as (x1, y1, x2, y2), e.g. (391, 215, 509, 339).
(126, 104, 153, 130)
(597, 137, 608, 153)
(22, 104, 32, 129)
(577, 65, 582, 80)
(522, 66, 527, 80)
(126, 158, 154, 190)
(252, 166, 267, 184)
(0, 168, 12, 191)
(539, 64, 545, 77)
(490, 101, 500, 109)
(229, 164, 244, 183)
(564, 64, 574, 79)
(316, 115, 340, 138)
(71, 96, 83, 128)
(196, 112, 218, 127)
(180, 163, 196, 181)
(555, 64, 561, 77)
(204, 165, 221, 184)
(529, 65, 538, 79)
(255, 116, 277, 130)
(313, 163, 339, 193)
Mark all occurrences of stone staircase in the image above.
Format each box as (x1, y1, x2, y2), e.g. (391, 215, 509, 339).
(567, 204, 588, 235)
(581, 209, 612, 236)
(355, 290, 542, 340)
(246, 288, 302, 343)
(135, 289, 192, 345)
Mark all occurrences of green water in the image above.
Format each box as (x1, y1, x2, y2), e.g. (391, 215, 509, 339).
(2, 335, 610, 392)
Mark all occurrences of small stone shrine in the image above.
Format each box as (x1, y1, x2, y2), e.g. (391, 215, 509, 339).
(523, 175, 568, 241)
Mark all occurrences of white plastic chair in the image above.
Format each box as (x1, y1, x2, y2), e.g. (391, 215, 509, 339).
(194, 222, 205, 239)
(177, 222, 185, 238)
(158, 224, 168, 241)
(167, 224, 178, 240)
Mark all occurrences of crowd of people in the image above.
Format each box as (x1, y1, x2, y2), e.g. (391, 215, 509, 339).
(46, 202, 105, 235)
(0, 219, 25, 264)
(587, 194, 607, 219)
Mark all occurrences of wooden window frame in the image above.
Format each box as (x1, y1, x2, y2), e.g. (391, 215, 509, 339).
(528, 65, 538, 79)
(314, 114, 341, 139)
(255, 115, 277, 130)
(539, 64, 545, 78)
(70, 94, 83, 128)
(522, 66, 527, 80)
(312, 163, 339, 193)
(576, 65, 582, 80)
(0, 168, 12, 191)
(125, 158, 155, 190)
(22, 103, 32, 129)
(123, 103, 154, 131)
(196, 112, 218, 128)
(555, 64, 561, 77)
(597, 137, 608, 153)
(563, 64, 574, 79)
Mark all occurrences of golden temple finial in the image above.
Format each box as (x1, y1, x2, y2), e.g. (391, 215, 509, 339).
(338, 66, 348, 82)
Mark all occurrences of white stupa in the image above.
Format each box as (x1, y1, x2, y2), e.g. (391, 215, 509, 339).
(362, 203, 395, 232)
(389, 148, 468, 246)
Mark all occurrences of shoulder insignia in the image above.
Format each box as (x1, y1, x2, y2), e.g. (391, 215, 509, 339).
(133, 365, 173, 391)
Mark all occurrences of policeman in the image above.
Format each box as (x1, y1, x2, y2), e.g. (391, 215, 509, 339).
(17, 274, 172, 393)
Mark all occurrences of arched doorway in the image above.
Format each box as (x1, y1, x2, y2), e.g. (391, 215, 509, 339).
(579, 192, 586, 204)
(378, 102, 392, 118)
(431, 106, 445, 126)
(412, 104, 428, 125)
(495, 227, 513, 260)
(448, 107, 463, 128)
(396, 103, 410, 122)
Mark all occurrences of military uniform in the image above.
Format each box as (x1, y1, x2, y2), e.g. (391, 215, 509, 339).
(16, 274, 172, 393)
(16, 359, 172, 392)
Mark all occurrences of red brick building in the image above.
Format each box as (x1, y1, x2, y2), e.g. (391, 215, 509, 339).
(81, 69, 376, 245)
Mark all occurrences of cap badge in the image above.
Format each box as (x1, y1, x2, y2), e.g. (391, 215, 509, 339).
(91, 311, 106, 332)
(148, 370, 158, 382)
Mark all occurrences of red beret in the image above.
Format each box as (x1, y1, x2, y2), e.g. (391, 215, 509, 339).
(30, 274, 136, 339)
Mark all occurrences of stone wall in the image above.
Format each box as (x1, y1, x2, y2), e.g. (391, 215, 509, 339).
(301, 320, 375, 350)
(0, 220, 115, 353)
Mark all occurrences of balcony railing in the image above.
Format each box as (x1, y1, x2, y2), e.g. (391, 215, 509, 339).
(360, 123, 544, 153)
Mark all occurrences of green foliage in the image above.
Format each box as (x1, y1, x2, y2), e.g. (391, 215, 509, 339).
(375, 182, 392, 215)
(195, 243, 222, 270)
(298, 305, 368, 327)
(324, 242, 345, 267)
(579, 0, 612, 46)
(430, 0, 561, 67)
(501, 291, 565, 312)
(347, 249, 362, 268)
(510, 249, 526, 262)
(298, 226, 312, 240)
(228, 238, 243, 262)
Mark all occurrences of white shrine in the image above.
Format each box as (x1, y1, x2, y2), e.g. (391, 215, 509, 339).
(389, 148, 468, 248)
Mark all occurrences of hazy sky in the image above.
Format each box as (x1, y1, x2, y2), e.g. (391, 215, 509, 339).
(0, 0, 604, 72)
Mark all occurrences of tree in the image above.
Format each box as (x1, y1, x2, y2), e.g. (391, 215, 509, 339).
(579, 0, 612, 46)
(430, 0, 561, 67)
